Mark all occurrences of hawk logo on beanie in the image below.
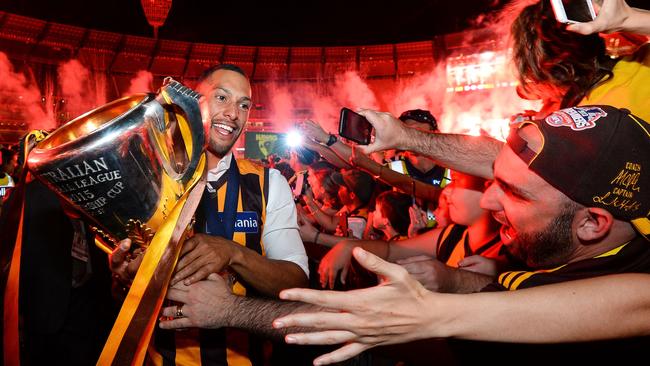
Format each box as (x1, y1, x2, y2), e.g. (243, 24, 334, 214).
(544, 106, 608, 131)
(507, 105, 650, 240)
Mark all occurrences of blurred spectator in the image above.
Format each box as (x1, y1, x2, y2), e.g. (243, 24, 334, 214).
(397, 109, 450, 188)
(299, 118, 442, 205)
(0, 148, 17, 209)
(513, 0, 650, 121)
(372, 191, 412, 241)
(307, 161, 341, 214)
(409, 186, 451, 238)
(299, 161, 343, 233)
(273, 161, 295, 182)
(288, 146, 318, 201)
(299, 169, 375, 247)
(319, 171, 506, 292)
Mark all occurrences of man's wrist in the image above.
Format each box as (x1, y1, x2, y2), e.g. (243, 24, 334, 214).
(325, 134, 338, 146)
(421, 291, 454, 339)
(227, 241, 245, 267)
(223, 293, 244, 328)
(396, 126, 415, 151)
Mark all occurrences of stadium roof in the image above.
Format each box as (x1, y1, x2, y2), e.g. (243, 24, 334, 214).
(1, 0, 507, 46)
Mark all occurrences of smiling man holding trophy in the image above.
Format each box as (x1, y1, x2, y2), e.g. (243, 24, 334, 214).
(4, 64, 308, 365)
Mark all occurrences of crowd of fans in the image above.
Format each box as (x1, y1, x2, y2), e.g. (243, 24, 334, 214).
(1, 1, 649, 365)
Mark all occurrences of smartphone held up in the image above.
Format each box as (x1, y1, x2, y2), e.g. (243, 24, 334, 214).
(550, 0, 597, 24)
(339, 107, 373, 145)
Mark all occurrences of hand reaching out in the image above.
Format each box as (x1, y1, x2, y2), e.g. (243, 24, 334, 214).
(567, 0, 632, 35)
(408, 204, 428, 238)
(275, 248, 436, 365)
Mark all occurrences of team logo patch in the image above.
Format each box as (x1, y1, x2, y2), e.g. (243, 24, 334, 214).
(544, 106, 607, 131)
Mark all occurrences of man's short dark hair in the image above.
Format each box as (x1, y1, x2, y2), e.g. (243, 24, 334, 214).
(399, 109, 438, 131)
(294, 146, 318, 166)
(273, 161, 295, 182)
(332, 169, 375, 206)
(376, 191, 412, 236)
(197, 64, 248, 84)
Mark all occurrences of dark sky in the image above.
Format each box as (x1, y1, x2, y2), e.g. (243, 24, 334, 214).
(1, 0, 508, 45)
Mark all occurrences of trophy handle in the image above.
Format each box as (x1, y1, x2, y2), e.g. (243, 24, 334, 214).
(156, 77, 205, 186)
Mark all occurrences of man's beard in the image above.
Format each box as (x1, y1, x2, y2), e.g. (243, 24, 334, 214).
(510, 203, 579, 269)
(207, 129, 242, 158)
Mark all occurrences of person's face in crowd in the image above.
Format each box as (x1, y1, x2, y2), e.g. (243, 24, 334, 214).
(444, 172, 485, 226)
(401, 118, 433, 131)
(433, 189, 451, 228)
(402, 119, 435, 164)
(289, 151, 301, 171)
(307, 170, 324, 200)
(337, 184, 355, 207)
(372, 202, 388, 231)
(198, 69, 252, 158)
(2, 153, 17, 175)
(480, 125, 577, 268)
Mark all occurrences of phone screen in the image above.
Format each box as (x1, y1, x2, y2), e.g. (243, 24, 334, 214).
(554, 0, 596, 23)
(347, 216, 367, 239)
(389, 160, 407, 174)
(564, 0, 594, 22)
(339, 108, 372, 145)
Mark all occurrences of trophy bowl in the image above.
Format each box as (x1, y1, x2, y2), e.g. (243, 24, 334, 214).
(27, 79, 205, 252)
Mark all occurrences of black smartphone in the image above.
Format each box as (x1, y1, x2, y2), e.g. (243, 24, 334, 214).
(339, 107, 372, 145)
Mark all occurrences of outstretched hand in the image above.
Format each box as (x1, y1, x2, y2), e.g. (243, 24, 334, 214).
(274, 248, 436, 365)
(299, 119, 331, 144)
(318, 241, 354, 289)
(407, 204, 428, 238)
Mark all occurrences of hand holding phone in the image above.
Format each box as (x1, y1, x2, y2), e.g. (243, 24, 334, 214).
(551, 0, 597, 24)
(347, 216, 367, 239)
(339, 107, 373, 145)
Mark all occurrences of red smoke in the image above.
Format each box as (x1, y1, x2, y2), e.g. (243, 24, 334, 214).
(1, 0, 544, 142)
(0, 52, 56, 130)
(268, 82, 295, 132)
(58, 59, 107, 119)
(126, 70, 154, 95)
(262, 70, 383, 136)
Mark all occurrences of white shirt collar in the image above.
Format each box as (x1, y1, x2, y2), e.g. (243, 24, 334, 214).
(207, 152, 233, 182)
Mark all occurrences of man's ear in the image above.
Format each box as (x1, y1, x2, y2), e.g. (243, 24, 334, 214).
(575, 207, 615, 242)
(349, 191, 357, 201)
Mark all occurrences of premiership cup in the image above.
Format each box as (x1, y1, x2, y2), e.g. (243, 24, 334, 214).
(27, 78, 205, 253)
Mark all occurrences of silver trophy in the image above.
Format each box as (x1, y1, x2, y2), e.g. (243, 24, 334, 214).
(27, 78, 205, 252)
